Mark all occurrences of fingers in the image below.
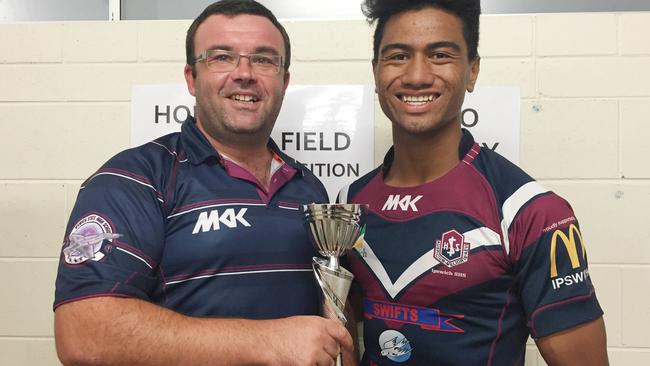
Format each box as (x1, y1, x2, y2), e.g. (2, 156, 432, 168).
(309, 317, 349, 366)
(322, 336, 342, 359)
(312, 333, 338, 366)
(269, 316, 351, 366)
(315, 352, 337, 366)
(325, 318, 354, 352)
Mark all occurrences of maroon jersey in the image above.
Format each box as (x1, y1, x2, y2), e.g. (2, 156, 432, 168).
(339, 130, 602, 365)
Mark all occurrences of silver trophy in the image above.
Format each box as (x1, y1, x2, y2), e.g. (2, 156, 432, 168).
(304, 203, 366, 365)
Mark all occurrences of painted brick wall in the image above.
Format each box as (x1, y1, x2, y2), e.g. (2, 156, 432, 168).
(0, 12, 648, 365)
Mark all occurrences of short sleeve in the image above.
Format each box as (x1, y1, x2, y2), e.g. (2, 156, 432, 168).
(54, 160, 167, 309)
(508, 192, 603, 338)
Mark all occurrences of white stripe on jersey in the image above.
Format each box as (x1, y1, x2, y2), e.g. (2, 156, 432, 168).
(82, 172, 165, 203)
(167, 202, 266, 219)
(116, 247, 153, 269)
(165, 268, 313, 285)
(278, 205, 300, 211)
(359, 226, 502, 299)
(464, 227, 502, 251)
(500, 181, 549, 255)
(151, 141, 188, 163)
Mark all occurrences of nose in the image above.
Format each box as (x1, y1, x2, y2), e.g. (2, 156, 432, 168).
(401, 54, 434, 88)
(230, 55, 255, 82)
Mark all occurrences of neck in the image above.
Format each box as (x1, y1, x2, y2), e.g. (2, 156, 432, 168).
(197, 119, 274, 188)
(385, 124, 462, 187)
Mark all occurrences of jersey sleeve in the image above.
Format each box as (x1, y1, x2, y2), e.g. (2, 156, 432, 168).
(54, 156, 167, 309)
(507, 191, 603, 338)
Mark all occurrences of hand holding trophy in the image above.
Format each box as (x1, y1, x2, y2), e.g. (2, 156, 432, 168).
(304, 203, 366, 365)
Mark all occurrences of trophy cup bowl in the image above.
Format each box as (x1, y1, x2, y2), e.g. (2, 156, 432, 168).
(303, 203, 366, 325)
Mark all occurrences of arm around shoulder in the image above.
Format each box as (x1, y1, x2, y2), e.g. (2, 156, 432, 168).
(535, 317, 608, 366)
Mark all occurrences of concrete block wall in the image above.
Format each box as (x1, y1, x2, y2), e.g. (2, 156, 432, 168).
(0, 12, 648, 365)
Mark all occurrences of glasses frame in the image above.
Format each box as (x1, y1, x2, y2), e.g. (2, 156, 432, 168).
(194, 49, 285, 75)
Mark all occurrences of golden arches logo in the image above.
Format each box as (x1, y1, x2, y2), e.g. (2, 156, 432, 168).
(550, 224, 586, 278)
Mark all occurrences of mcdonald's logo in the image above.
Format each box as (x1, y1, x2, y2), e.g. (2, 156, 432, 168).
(550, 224, 586, 278)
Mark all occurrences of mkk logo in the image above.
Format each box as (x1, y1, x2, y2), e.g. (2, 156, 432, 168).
(550, 224, 586, 278)
(381, 195, 423, 212)
(192, 208, 251, 234)
(434, 229, 470, 267)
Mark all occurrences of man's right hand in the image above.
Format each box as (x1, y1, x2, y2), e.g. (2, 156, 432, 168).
(264, 315, 354, 366)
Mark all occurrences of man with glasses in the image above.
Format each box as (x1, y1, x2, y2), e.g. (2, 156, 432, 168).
(53, 1, 353, 365)
(339, 0, 608, 365)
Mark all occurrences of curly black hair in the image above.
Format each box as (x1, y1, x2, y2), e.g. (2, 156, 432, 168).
(361, 0, 480, 62)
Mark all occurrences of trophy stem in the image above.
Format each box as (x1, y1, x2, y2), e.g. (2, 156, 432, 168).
(312, 257, 353, 325)
(327, 256, 339, 270)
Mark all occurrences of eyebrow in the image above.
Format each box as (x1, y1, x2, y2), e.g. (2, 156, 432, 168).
(205, 44, 233, 52)
(204, 45, 281, 56)
(251, 46, 281, 56)
(379, 42, 411, 55)
(427, 41, 461, 53)
(380, 41, 462, 55)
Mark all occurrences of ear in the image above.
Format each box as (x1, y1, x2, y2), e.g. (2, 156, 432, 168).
(372, 60, 378, 93)
(184, 64, 197, 96)
(466, 57, 480, 93)
(283, 70, 290, 91)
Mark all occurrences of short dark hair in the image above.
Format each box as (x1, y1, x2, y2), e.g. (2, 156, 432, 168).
(185, 0, 291, 77)
(362, 0, 480, 62)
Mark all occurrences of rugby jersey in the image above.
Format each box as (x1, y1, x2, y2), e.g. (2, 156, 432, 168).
(55, 117, 327, 319)
(339, 129, 602, 365)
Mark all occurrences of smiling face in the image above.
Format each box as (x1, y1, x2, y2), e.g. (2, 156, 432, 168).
(184, 14, 290, 145)
(373, 7, 480, 138)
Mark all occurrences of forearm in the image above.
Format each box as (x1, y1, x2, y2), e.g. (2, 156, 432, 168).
(55, 297, 272, 366)
(536, 317, 608, 366)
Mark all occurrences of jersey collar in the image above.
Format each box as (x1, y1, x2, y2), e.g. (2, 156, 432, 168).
(181, 116, 221, 165)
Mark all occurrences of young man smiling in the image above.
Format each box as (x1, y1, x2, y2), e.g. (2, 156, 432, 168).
(339, 0, 608, 365)
(54, 1, 353, 365)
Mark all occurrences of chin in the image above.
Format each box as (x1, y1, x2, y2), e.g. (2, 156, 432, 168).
(395, 116, 455, 135)
(225, 122, 269, 135)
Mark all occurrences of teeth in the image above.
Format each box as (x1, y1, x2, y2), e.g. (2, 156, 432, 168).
(230, 94, 257, 102)
(401, 95, 434, 104)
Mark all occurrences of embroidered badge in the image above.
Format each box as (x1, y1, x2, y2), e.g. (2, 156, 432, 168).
(434, 229, 470, 267)
(63, 214, 120, 264)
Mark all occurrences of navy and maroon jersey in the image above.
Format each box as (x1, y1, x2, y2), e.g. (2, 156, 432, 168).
(54, 117, 328, 319)
(339, 129, 602, 365)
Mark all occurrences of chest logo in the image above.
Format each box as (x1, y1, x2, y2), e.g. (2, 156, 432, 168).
(381, 194, 423, 212)
(434, 229, 470, 267)
(192, 208, 251, 234)
(379, 329, 412, 363)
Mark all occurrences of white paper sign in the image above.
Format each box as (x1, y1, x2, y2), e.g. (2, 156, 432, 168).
(131, 84, 194, 145)
(130, 84, 375, 201)
(271, 85, 374, 200)
(131, 85, 519, 200)
(462, 86, 520, 164)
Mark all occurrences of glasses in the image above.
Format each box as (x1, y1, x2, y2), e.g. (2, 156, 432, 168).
(194, 49, 284, 75)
